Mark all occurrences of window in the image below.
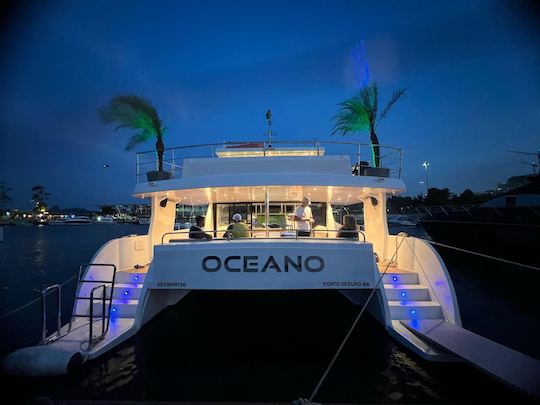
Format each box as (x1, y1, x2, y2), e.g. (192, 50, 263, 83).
(214, 202, 327, 231)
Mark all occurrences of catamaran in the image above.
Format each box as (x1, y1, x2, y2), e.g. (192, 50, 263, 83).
(3, 139, 539, 398)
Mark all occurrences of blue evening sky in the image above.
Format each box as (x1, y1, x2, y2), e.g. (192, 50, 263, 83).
(1, 0, 539, 209)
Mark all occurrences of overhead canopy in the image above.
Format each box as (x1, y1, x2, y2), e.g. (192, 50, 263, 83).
(134, 184, 402, 206)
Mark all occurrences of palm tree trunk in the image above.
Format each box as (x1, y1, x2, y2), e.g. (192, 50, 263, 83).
(370, 129, 380, 167)
(156, 137, 164, 172)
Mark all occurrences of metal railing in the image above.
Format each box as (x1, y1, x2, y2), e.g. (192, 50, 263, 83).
(161, 228, 367, 244)
(70, 263, 117, 350)
(135, 140, 403, 183)
(41, 284, 63, 345)
(86, 284, 107, 350)
(416, 205, 474, 217)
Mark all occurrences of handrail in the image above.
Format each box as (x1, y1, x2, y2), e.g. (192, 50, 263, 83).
(137, 140, 402, 155)
(161, 229, 366, 244)
(86, 284, 107, 350)
(135, 140, 404, 182)
(41, 284, 62, 345)
(70, 263, 117, 334)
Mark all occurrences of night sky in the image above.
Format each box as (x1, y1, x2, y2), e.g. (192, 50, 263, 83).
(1, 0, 539, 210)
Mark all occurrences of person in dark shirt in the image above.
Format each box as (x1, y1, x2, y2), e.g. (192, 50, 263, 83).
(189, 215, 212, 239)
(337, 214, 358, 239)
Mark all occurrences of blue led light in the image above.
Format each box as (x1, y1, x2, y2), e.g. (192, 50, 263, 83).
(392, 276, 398, 282)
(400, 291, 406, 297)
(112, 307, 117, 312)
(411, 309, 416, 315)
(133, 276, 139, 281)
(123, 290, 129, 296)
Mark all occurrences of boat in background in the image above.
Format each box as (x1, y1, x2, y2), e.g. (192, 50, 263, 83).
(64, 215, 92, 225)
(93, 215, 115, 224)
(388, 214, 417, 226)
(136, 216, 150, 225)
(418, 174, 540, 266)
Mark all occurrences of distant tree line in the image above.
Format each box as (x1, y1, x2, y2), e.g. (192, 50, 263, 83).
(388, 188, 493, 213)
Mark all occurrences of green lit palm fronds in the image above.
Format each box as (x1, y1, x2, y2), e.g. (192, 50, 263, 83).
(332, 85, 379, 136)
(332, 83, 406, 167)
(378, 88, 407, 123)
(98, 95, 167, 171)
(98, 95, 166, 151)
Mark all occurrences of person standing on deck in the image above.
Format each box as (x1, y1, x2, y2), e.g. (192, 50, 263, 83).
(293, 197, 314, 237)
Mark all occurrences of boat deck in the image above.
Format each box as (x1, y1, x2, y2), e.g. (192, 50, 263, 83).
(402, 319, 540, 397)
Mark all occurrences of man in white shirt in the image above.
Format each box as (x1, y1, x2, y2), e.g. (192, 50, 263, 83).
(293, 196, 314, 236)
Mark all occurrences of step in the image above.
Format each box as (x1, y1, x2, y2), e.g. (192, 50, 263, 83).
(388, 300, 443, 320)
(111, 283, 143, 300)
(384, 284, 431, 301)
(76, 284, 143, 300)
(381, 272, 419, 285)
(115, 272, 146, 284)
(90, 299, 139, 318)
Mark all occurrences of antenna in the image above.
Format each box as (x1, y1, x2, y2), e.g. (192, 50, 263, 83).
(265, 109, 272, 147)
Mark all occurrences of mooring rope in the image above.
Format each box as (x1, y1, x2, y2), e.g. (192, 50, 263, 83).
(0, 274, 78, 321)
(423, 239, 540, 271)
(307, 235, 407, 402)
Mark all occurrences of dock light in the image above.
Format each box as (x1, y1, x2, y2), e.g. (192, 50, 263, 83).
(123, 290, 129, 296)
(411, 309, 416, 315)
(112, 307, 117, 312)
(392, 276, 398, 282)
(400, 291, 406, 297)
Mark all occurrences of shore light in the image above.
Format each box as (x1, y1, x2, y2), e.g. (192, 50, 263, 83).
(422, 161, 430, 196)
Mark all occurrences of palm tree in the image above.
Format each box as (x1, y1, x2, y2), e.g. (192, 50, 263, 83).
(332, 83, 406, 167)
(98, 95, 167, 172)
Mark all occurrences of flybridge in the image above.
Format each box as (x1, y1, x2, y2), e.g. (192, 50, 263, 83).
(134, 140, 404, 183)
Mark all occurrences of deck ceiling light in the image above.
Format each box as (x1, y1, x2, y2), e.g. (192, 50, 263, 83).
(215, 147, 325, 158)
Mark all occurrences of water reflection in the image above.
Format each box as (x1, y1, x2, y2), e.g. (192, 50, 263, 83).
(81, 344, 137, 396)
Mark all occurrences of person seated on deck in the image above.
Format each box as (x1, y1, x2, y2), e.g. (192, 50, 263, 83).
(223, 213, 249, 239)
(313, 225, 328, 238)
(337, 215, 359, 239)
(189, 215, 212, 240)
